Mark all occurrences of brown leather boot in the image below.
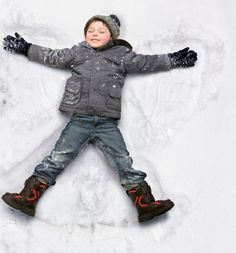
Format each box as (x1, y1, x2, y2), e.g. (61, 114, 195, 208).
(2, 176, 48, 216)
(126, 181, 174, 222)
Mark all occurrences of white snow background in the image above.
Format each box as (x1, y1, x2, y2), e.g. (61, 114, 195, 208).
(0, 0, 236, 252)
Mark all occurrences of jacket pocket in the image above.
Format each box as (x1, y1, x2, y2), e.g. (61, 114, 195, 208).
(62, 76, 81, 106)
(74, 54, 90, 64)
(104, 55, 121, 66)
(105, 86, 122, 111)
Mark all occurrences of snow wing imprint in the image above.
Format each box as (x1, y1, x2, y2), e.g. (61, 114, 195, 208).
(0, 5, 73, 171)
(125, 21, 225, 146)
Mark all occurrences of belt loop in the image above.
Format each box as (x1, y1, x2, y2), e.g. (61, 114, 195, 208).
(94, 115, 99, 124)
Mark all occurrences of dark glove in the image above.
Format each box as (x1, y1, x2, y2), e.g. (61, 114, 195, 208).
(168, 47, 197, 68)
(3, 32, 32, 56)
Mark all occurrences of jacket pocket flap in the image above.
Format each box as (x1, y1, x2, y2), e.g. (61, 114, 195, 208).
(104, 55, 121, 65)
(108, 87, 122, 98)
(74, 54, 90, 63)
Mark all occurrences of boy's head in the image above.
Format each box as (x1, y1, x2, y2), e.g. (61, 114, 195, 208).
(84, 14, 120, 48)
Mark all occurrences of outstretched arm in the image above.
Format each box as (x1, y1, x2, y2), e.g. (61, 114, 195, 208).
(3, 33, 75, 70)
(123, 47, 197, 74)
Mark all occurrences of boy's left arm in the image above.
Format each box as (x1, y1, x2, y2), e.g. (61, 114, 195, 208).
(123, 47, 197, 74)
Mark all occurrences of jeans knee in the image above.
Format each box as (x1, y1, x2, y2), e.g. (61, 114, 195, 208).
(115, 154, 133, 169)
(44, 150, 75, 168)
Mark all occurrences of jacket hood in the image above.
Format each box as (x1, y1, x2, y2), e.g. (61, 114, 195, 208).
(113, 39, 133, 50)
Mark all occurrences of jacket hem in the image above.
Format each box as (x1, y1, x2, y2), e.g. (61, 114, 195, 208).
(58, 105, 121, 119)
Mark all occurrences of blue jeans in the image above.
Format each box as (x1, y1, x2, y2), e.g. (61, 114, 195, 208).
(33, 114, 146, 187)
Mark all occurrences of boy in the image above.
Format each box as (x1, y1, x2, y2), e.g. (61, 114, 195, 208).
(2, 14, 197, 222)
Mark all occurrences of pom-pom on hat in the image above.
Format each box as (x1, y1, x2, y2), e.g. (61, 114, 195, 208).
(84, 14, 121, 39)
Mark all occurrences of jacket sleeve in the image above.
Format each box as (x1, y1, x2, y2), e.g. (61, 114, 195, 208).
(123, 50, 172, 74)
(27, 44, 77, 69)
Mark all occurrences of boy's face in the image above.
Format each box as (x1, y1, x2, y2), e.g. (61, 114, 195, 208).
(85, 21, 112, 48)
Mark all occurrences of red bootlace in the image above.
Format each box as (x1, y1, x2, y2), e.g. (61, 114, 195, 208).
(14, 189, 40, 202)
(128, 189, 161, 207)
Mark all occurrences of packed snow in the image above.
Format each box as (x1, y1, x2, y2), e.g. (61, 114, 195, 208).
(0, 0, 236, 252)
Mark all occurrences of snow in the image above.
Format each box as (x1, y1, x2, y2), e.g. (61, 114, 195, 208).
(0, 0, 236, 252)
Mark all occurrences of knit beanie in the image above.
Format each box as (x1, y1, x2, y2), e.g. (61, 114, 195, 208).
(84, 14, 121, 39)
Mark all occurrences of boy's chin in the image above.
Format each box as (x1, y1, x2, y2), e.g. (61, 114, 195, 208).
(86, 40, 112, 49)
(89, 43, 103, 48)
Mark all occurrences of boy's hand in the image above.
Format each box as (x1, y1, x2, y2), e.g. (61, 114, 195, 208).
(168, 47, 197, 68)
(3, 32, 32, 56)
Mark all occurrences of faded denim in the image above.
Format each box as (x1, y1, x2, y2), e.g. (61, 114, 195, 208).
(33, 114, 146, 187)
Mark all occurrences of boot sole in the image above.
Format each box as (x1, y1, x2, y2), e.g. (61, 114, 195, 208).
(138, 201, 174, 223)
(2, 194, 35, 217)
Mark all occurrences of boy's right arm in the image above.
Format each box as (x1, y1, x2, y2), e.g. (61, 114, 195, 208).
(27, 44, 76, 69)
(3, 32, 76, 70)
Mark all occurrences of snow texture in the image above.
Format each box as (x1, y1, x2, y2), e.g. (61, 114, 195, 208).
(0, 0, 236, 252)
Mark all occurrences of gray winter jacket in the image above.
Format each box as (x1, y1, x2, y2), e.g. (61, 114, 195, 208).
(27, 40, 172, 119)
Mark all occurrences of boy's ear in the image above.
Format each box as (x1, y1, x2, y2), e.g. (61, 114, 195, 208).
(113, 39, 133, 50)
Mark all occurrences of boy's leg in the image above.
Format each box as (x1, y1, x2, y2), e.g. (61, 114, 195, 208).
(2, 115, 93, 216)
(93, 118, 147, 189)
(93, 118, 174, 222)
(33, 116, 92, 186)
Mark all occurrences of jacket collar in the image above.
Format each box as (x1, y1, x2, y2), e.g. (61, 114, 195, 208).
(80, 40, 113, 51)
(113, 39, 133, 50)
(80, 39, 133, 51)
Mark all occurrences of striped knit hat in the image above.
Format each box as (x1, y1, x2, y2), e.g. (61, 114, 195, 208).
(84, 14, 121, 39)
